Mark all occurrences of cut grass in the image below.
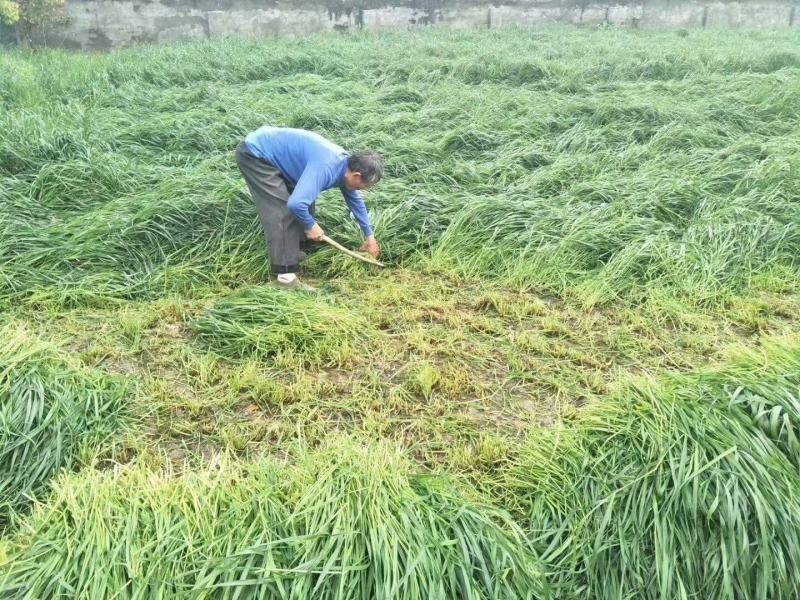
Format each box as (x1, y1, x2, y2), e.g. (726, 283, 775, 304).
(0, 440, 544, 599)
(505, 340, 800, 600)
(16, 270, 799, 475)
(191, 285, 370, 366)
(0, 325, 127, 526)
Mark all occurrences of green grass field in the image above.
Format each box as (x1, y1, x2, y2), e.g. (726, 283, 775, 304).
(1, 26, 799, 598)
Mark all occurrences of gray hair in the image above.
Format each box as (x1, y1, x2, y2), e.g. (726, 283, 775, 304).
(348, 151, 384, 185)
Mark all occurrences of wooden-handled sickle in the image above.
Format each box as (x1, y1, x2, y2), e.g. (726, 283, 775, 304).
(321, 235, 385, 268)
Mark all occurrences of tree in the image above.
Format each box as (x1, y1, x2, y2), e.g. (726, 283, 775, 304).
(0, 0, 20, 28)
(0, 0, 66, 48)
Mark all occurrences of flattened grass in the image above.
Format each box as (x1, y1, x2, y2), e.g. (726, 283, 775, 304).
(507, 341, 800, 600)
(0, 326, 127, 525)
(192, 285, 370, 366)
(1, 441, 544, 599)
(1, 26, 800, 599)
(1, 29, 798, 306)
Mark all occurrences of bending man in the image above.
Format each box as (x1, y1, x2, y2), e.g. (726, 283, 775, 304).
(236, 126, 383, 289)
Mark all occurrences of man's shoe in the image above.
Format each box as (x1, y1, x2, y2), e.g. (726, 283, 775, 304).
(275, 275, 317, 292)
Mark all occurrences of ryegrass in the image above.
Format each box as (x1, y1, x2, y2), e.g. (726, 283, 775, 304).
(1, 26, 800, 599)
(0, 326, 127, 525)
(506, 340, 800, 599)
(1, 28, 798, 306)
(3, 340, 800, 598)
(1, 163, 267, 306)
(192, 286, 370, 365)
(0, 441, 544, 599)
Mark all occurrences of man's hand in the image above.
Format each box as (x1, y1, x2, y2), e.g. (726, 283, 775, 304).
(306, 223, 325, 241)
(360, 235, 380, 259)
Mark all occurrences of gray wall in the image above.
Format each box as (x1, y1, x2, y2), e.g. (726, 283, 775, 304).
(4, 0, 799, 49)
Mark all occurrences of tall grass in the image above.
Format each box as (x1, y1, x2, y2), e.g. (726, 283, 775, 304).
(0, 441, 544, 599)
(1, 27, 800, 598)
(3, 341, 800, 597)
(1, 28, 798, 305)
(0, 326, 127, 525)
(1, 163, 268, 306)
(507, 341, 800, 599)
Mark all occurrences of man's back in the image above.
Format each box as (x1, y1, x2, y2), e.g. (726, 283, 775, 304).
(244, 127, 347, 185)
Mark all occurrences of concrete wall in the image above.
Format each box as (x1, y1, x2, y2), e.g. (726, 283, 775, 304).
(3, 0, 798, 49)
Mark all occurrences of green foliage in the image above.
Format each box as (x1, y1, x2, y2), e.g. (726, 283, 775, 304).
(0, 0, 19, 25)
(0, 441, 544, 599)
(3, 0, 66, 45)
(508, 341, 800, 600)
(192, 286, 369, 365)
(0, 326, 126, 524)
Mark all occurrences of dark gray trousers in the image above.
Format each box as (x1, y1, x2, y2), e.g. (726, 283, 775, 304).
(235, 141, 312, 274)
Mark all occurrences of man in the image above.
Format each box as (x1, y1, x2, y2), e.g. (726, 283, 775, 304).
(235, 126, 383, 290)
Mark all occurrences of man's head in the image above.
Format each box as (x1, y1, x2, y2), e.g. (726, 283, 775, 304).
(343, 151, 384, 191)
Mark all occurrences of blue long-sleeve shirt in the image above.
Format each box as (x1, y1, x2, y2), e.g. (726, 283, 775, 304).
(244, 126, 373, 237)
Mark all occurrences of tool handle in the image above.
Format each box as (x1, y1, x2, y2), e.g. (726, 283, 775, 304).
(321, 235, 385, 268)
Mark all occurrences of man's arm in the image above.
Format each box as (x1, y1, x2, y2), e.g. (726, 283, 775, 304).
(340, 188, 374, 238)
(341, 188, 380, 258)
